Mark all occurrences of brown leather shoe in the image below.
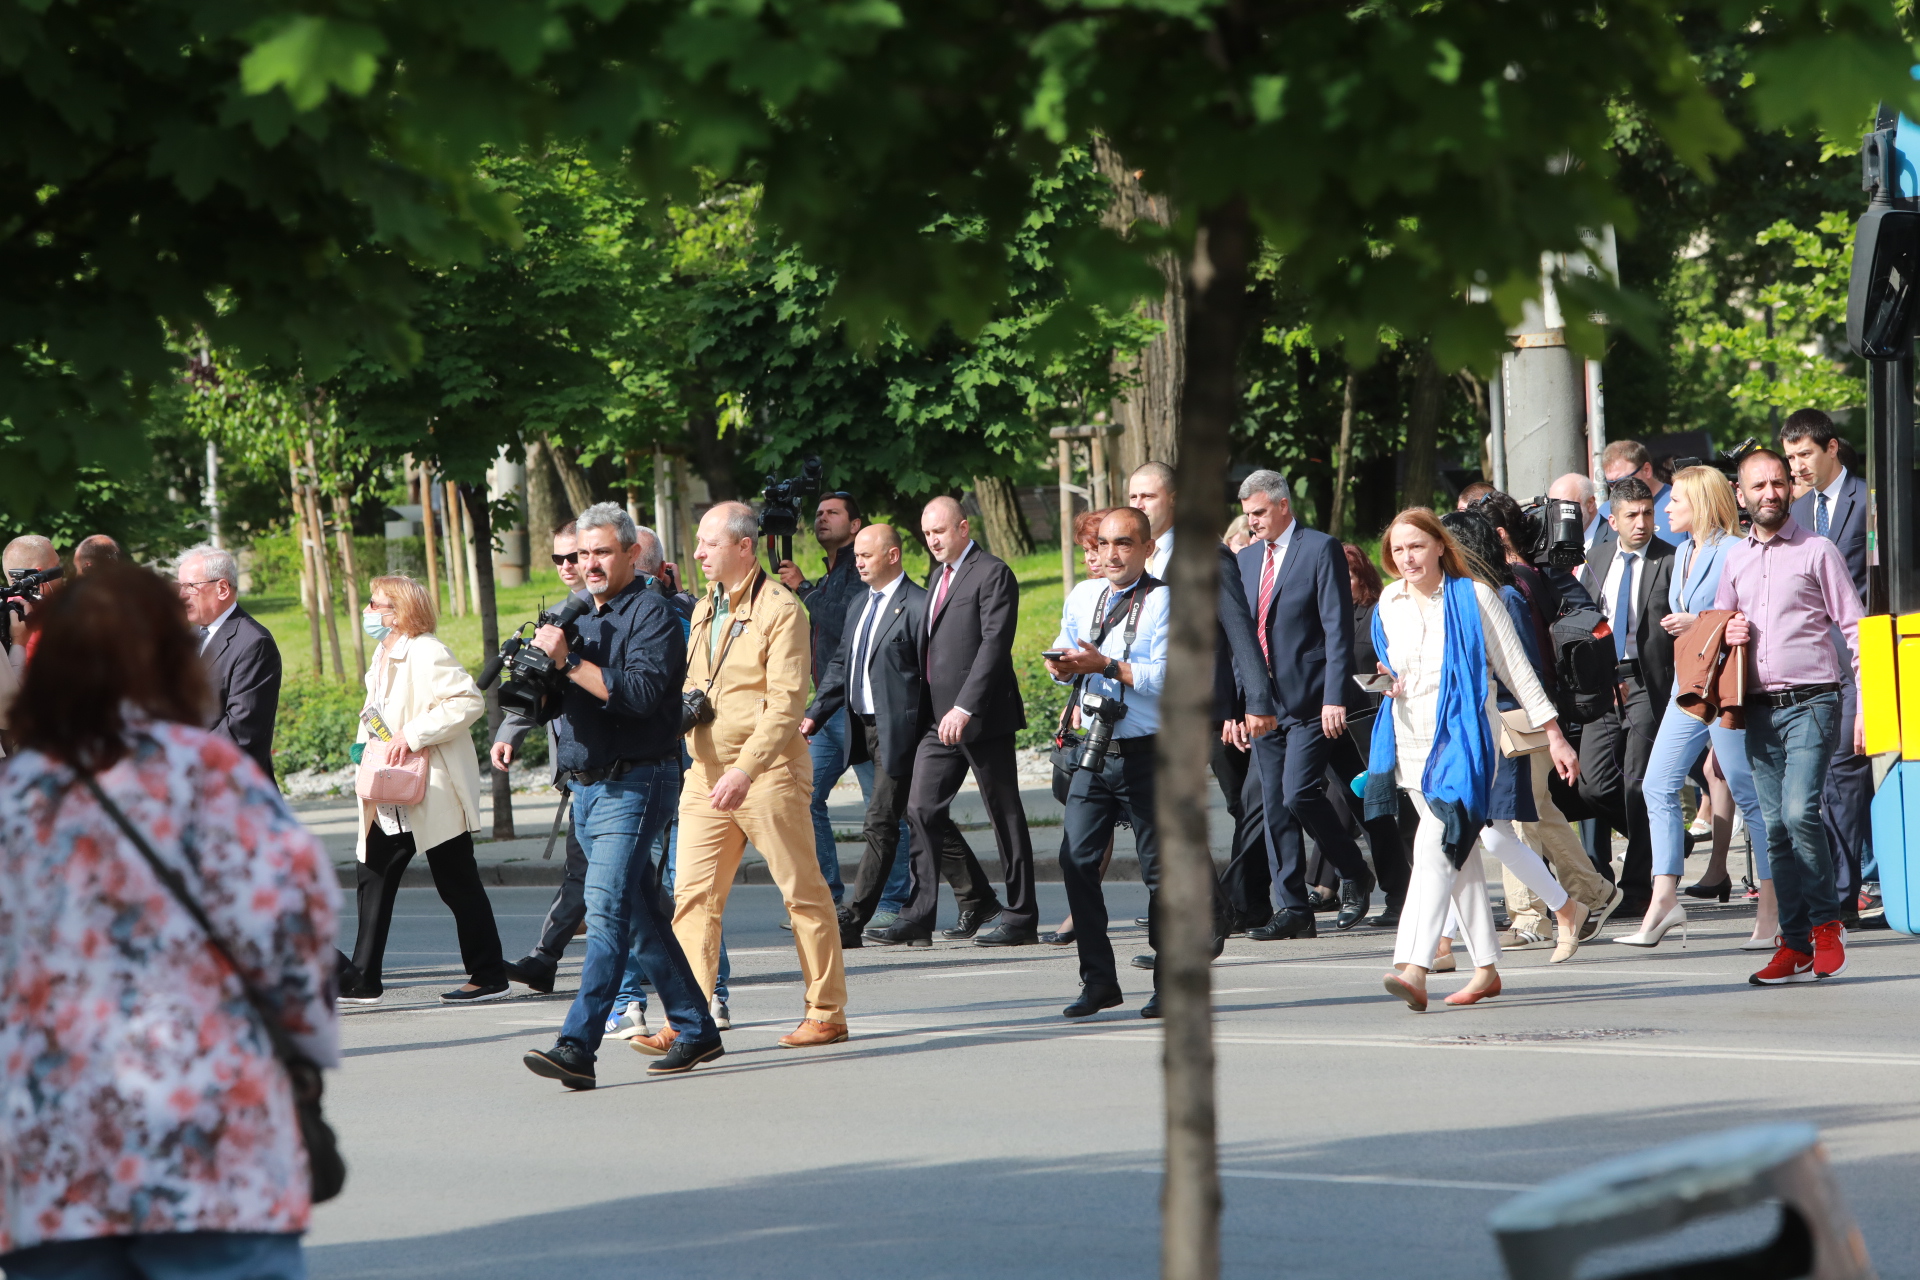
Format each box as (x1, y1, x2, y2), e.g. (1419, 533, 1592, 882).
(777, 1018, 849, 1048)
(628, 1027, 678, 1057)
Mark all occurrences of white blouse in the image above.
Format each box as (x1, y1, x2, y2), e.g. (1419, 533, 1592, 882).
(1375, 577, 1558, 788)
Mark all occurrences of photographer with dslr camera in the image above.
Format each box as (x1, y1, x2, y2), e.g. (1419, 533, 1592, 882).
(1045, 507, 1170, 1021)
(520, 504, 721, 1089)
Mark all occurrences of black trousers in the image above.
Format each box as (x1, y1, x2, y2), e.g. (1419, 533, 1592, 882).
(845, 714, 915, 928)
(1823, 684, 1871, 898)
(1213, 738, 1273, 926)
(1578, 675, 1659, 897)
(1060, 745, 1159, 991)
(531, 817, 590, 965)
(1325, 730, 1411, 906)
(352, 826, 507, 987)
(903, 729, 1037, 931)
(1249, 719, 1369, 915)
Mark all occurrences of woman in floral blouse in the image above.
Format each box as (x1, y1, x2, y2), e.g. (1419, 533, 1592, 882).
(0, 565, 339, 1278)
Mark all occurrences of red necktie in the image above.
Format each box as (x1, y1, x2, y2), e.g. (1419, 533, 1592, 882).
(927, 562, 954, 678)
(1256, 540, 1279, 665)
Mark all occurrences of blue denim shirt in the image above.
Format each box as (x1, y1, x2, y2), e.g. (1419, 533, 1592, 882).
(553, 576, 687, 772)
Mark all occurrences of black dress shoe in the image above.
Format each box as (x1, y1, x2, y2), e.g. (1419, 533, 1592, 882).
(942, 907, 1002, 940)
(1141, 992, 1162, 1019)
(840, 925, 864, 950)
(867, 920, 934, 947)
(1335, 867, 1376, 931)
(1130, 953, 1155, 970)
(648, 1035, 725, 1075)
(524, 1041, 595, 1090)
(1230, 912, 1272, 936)
(974, 920, 1039, 947)
(1369, 904, 1402, 929)
(503, 956, 557, 994)
(1042, 928, 1077, 946)
(1248, 910, 1316, 941)
(441, 981, 511, 1003)
(1063, 984, 1124, 1018)
(1305, 886, 1341, 913)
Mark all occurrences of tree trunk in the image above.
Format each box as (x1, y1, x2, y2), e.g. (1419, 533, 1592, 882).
(526, 438, 559, 547)
(332, 490, 366, 681)
(683, 401, 740, 501)
(1095, 136, 1187, 473)
(971, 474, 1034, 559)
(1161, 196, 1249, 1280)
(461, 491, 482, 616)
(1400, 344, 1445, 511)
(442, 480, 467, 617)
(1329, 369, 1358, 538)
(418, 458, 442, 620)
(462, 482, 514, 841)
(290, 451, 323, 678)
(303, 433, 345, 681)
(544, 434, 596, 516)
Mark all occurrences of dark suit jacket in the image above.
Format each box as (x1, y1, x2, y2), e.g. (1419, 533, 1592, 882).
(807, 577, 929, 777)
(1579, 533, 1677, 706)
(1214, 541, 1276, 723)
(205, 605, 283, 783)
(1237, 525, 1355, 725)
(919, 543, 1025, 742)
(1791, 471, 1869, 604)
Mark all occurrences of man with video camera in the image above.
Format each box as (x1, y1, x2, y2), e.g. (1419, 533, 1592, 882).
(1045, 507, 1170, 1020)
(519, 504, 721, 1089)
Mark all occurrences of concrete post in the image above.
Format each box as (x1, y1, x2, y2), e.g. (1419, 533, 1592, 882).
(489, 448, 527, 587)
(1501, 338, 1586, 501)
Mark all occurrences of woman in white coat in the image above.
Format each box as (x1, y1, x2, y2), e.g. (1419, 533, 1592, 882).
(1370, 510, 1582, 1012)
(339, 574, 507, 1004)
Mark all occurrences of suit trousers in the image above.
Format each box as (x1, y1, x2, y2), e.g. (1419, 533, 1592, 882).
(1250, 718, 1369, 915)
(672, 760, 848, 1024)
(903, 730, 1038, 931)
(1577, 675, 1659, 896)
(1504, 755, 1616, 933)
(1059, 746, 1159, 991)
(353, 827, 505, 987)
(844, 714, 915, 928)
(1214, 739, 1269, 925)
(1822, 680, 1871, 898)
(532, 815, 590, 964)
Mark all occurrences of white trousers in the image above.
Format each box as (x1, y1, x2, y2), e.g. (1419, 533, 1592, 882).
(1396, 793, 1502, 970)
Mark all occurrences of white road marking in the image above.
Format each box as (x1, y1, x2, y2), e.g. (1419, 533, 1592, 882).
(915, 968, 1038, 979)
(1113, 1167, 1529, 1194)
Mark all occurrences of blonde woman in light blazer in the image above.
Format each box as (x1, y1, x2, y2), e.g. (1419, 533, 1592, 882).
(338, 574, 508, 1005)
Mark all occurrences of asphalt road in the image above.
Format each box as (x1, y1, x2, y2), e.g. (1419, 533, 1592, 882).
(307, 884, 1920, 1279)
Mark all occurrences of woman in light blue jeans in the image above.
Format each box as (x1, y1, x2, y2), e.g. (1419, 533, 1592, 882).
(1632, 467, 1778, 948)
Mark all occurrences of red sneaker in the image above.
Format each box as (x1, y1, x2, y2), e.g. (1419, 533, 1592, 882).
(1811, 920, 1848, 978)
(1749, 945, 1816, 986)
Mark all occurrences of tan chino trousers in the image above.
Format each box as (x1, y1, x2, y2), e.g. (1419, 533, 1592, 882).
(672, 760, 848, 1025)
(1504, 756, 1612, 933)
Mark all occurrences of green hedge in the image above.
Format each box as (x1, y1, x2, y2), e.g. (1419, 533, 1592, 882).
(272, 673, 548, 777)
(250, 532, 429, 599)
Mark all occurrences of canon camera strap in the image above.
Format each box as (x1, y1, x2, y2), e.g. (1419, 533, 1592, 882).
(1075, 573, 1163, 716)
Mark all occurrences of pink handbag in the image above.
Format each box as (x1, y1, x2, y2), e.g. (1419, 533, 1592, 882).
(356, 735, 429, 806)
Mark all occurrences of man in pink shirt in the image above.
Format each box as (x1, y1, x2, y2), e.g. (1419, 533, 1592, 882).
(1717, 449, 1864, 985)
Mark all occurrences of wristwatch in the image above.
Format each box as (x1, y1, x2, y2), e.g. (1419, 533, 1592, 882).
(1102, 658, 1121, 680)
(564, 652, 584, 675)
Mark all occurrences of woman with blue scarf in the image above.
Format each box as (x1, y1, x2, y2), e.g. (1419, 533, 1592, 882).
(1369, 511, 1582, 1012)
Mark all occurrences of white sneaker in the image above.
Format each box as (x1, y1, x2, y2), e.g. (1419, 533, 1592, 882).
(1500, 927, 1550, 950)
(710, 996, 731, 1030)
(605, 1002, 649, 1040)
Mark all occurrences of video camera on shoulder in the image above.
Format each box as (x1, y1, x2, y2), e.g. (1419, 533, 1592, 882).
(758, 456, 822, 572)
(478, 594, 592, 720)
(1670, 437, 1761, 487)
(1514, 497, 1587, 570)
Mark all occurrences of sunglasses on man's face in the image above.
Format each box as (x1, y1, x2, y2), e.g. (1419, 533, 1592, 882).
(552, 552, 579, 566)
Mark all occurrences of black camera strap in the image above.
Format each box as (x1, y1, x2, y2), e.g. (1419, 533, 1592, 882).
(1058, 574, 1162, 731)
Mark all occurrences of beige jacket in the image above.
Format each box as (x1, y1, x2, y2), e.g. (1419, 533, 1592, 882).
(353, 632, 485, 860)
(684, 570, 811, 780)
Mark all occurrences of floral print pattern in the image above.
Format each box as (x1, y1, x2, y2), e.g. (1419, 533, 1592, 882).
(0, 723, 339, 1254)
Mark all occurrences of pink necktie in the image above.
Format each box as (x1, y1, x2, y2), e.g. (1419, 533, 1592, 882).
(1256, 541, 1278, 665)
(931, 562, 955, 620)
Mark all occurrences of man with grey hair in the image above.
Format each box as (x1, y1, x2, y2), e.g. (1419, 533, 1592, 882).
(1231, 469, 1376, 938)
(176, 543, 282, 783)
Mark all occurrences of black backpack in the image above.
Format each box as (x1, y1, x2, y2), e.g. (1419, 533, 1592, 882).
(1550, 605, 1616, 724)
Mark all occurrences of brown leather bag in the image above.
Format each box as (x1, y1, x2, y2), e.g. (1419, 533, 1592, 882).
(1672, 609, 1746, 729)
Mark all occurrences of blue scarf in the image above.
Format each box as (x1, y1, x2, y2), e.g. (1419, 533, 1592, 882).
(1363, 574, 1496, 867)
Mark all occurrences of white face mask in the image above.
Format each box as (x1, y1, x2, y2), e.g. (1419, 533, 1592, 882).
(362, 611, 391, 641)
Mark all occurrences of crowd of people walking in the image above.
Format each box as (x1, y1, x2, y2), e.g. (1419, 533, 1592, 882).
(0, 407, 1879, 1276)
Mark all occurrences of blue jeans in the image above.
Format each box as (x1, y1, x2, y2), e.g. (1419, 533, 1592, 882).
(618, 812, 730, 1011)
(1746, 692, 1844, 953)
(1643, 700, 1771, 881)
(810, 706, 913, 909)
(0, 1233, 303, 1280)
(560, 766, 716, 1056)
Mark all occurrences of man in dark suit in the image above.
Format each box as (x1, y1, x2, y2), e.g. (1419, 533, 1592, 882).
(1575, 477, 1676, 916)
(1784, 408, 1873, 919)
(871, 495, 1038, 946)
(177, 544, 282, 784)
(1230, 470, 1374, 940)
(803, 523, 930, 949)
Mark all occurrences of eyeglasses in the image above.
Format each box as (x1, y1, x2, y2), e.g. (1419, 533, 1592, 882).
(551, 552, 579, 566)
(177, 579, 218, 592)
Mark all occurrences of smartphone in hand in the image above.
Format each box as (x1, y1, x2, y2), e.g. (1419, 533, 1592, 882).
(1352, 672, 1395, 694)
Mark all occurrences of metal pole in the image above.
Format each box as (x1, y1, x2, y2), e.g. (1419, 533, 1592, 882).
(1489, 359, 1508, 493)
(1502, 336, 1586, 501)
(1881, 350, 1918, 615)
(205, 440, 222, 548)
(1585, 359, 1607, 482)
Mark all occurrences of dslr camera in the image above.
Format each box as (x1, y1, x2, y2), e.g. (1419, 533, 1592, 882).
(478, 595, 592, 720)
(1516, 497, 1587, 570)
(1076, 691, 1128, 773)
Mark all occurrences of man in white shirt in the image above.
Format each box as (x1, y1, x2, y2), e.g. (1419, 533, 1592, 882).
(1045, 506, 1171, 1019)
(1129, 460, 1176, 580)
(802, 525, 931, 948)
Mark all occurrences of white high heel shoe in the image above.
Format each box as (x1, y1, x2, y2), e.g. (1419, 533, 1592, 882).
(1615, 904, 1688, 948)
